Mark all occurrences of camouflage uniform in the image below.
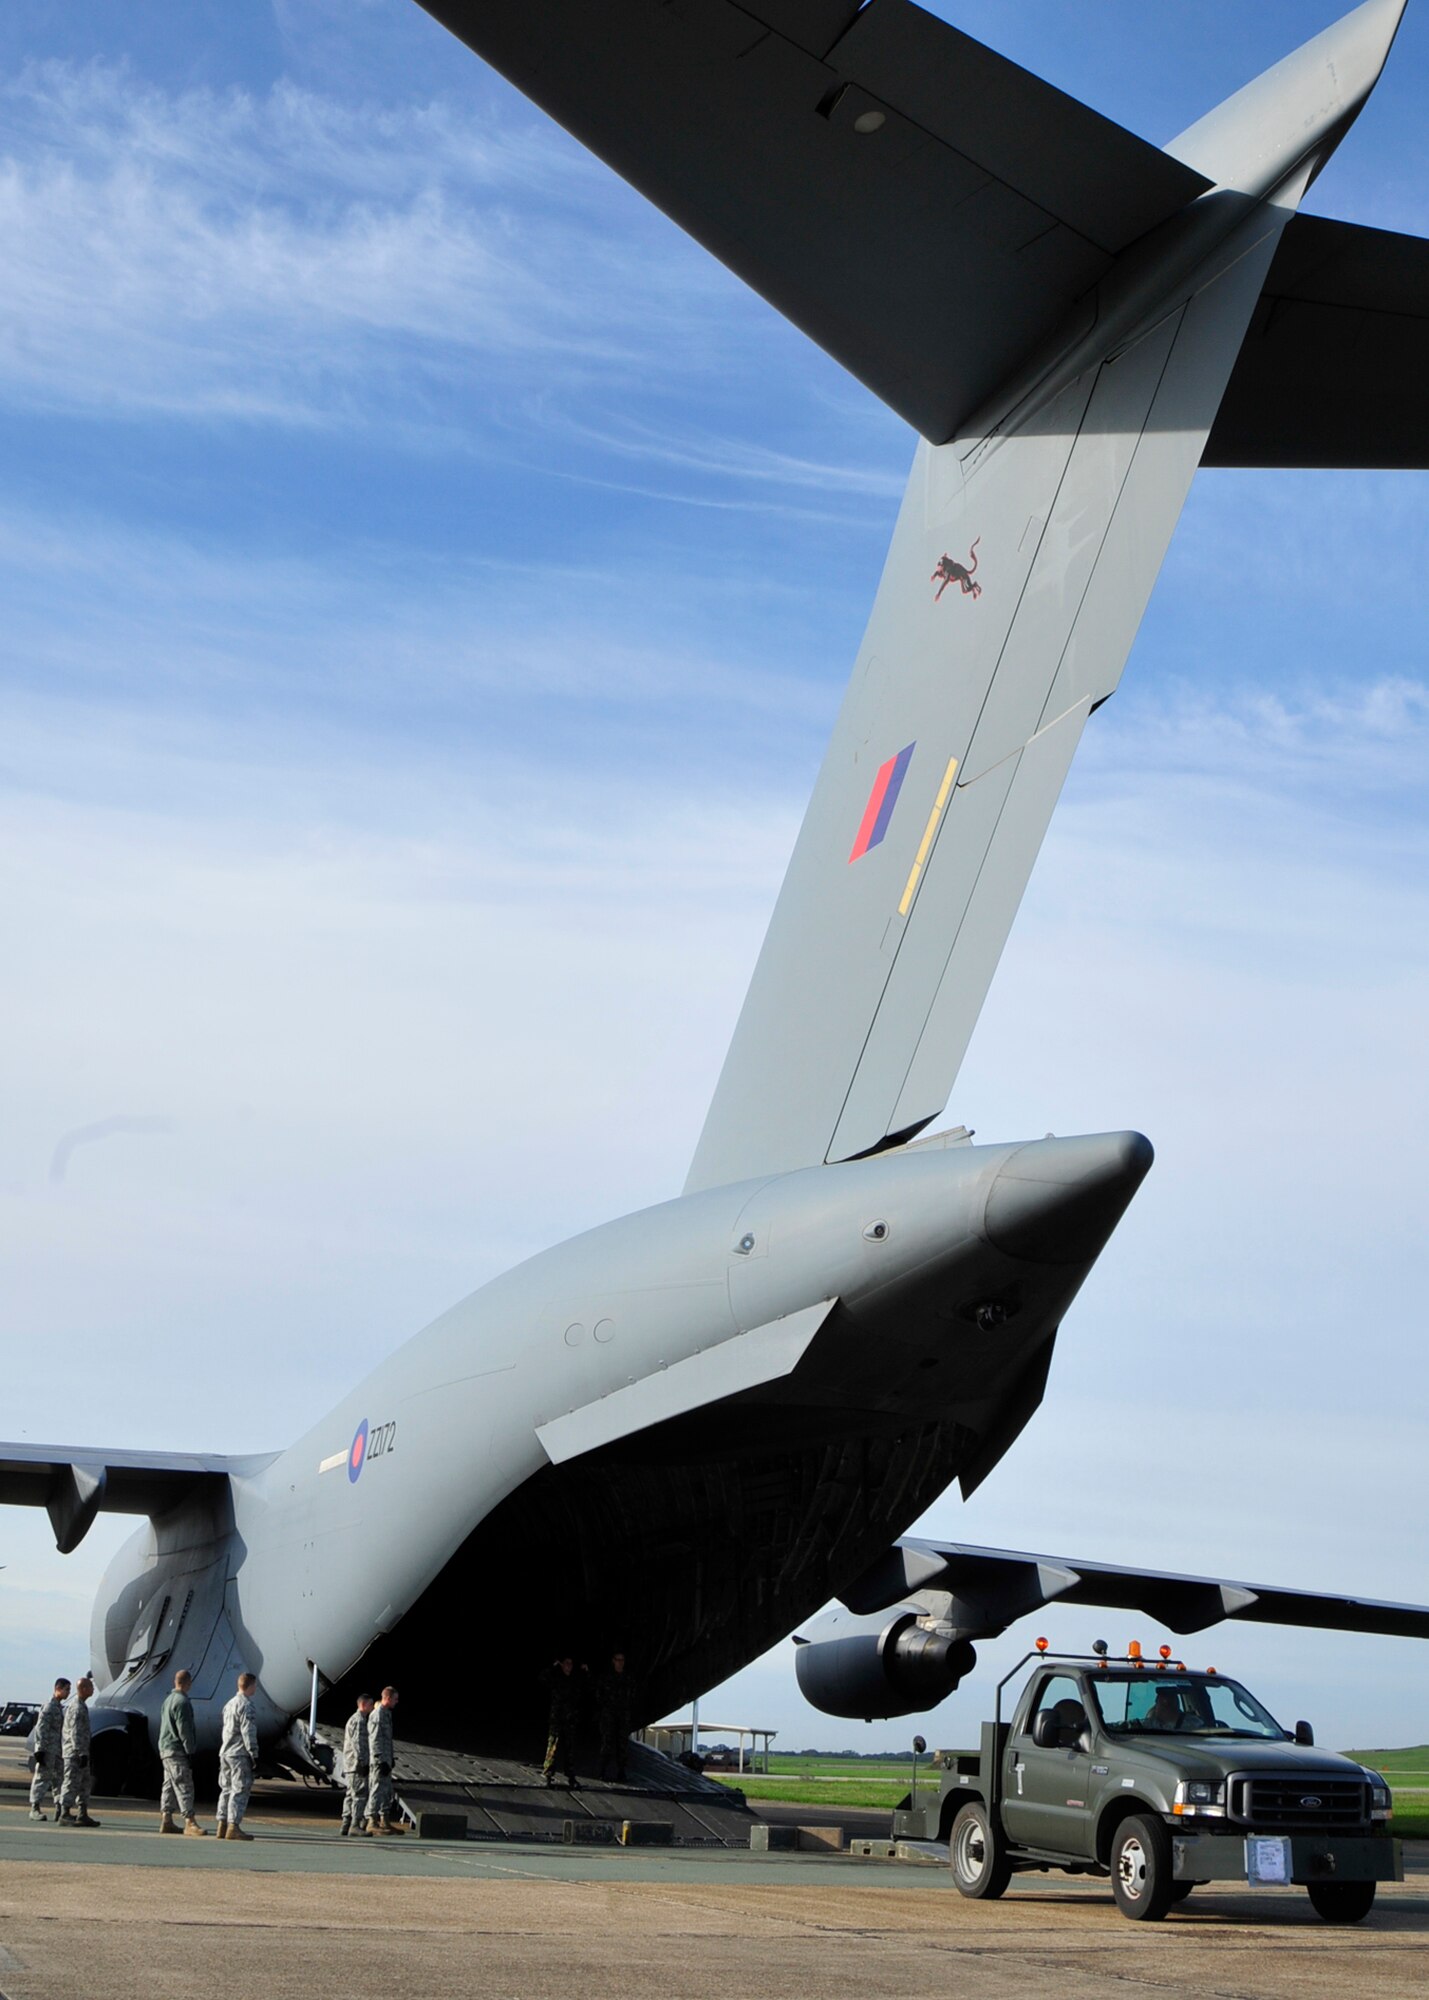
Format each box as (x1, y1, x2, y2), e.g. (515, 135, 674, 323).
(58, 1693, 92, 1816)
(365, 1701, 396, 1825)
(216, 1689, 259, 1830)
(594, 1665, 638, 1782)
(158, 1685, 198, 1820)
(540, 1665, 583, 1785)
(340, 1708, 370, 1832)
(29, 1695, 66, 1813)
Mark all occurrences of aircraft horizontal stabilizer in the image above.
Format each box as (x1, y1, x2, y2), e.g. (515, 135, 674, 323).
(843, 1536, 1429, 1643)
(1206, 216, 1429, 468)
(0, 1442, 272, 1553)
(417, 0, 1210, 442)
(535, 1297, 835, 1465)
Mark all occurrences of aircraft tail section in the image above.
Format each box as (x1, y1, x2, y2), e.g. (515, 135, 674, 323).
(415, 0, 1424, 1194)
(687, 205, 1292, 1193)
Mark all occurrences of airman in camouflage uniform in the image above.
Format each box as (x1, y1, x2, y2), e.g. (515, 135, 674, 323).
(28, 1678, 70, 1820)
(57, 1677, 99, 1826)
(540, 1657, 585, 1788)
(595, 1651, 638, 1783)
(158, 1668, 207, 1835)
(340, 1693, 374, 1835)
(216, 1671, 260, 1841)
(365, 1686, 405, 1834)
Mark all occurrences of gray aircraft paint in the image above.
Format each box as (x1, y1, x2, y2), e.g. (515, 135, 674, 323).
(2, 0, 1425, 1758)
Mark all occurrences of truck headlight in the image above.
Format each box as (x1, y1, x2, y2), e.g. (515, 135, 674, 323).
(1172, 1780, 1225, 1816)
(1367, 1774, 1392, 1819)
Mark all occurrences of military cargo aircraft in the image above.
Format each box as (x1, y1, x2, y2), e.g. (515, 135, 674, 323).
(4, 0, 1428, 1768)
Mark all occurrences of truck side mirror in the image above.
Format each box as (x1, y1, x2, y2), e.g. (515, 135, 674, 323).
(1032, 1710, 1058, 1749)
(1294, 1719, 1314, 1746)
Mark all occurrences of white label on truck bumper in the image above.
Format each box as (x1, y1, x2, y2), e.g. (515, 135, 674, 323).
(1245, 1836, 1292, 1884)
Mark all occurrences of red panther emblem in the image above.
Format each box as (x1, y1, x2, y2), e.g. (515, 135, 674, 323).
(932, 537, 982, 601)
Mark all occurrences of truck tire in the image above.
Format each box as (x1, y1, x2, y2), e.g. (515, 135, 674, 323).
(949, 1801, 1012, 1900)
(1110, 1814, 1174, 1921)
(1307, 1881, 1376, 1924)
(1169, 1880, 1195, 1904)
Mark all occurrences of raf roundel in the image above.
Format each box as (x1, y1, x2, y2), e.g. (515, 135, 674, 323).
(348, 1419, 369, 1484)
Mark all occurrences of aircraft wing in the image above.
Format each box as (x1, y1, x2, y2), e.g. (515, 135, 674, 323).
(1205, 215, 1429, 468)
(843, 1535, 1429, 1642)
(417, 0, 1210, 444)
(0, 1441, 272, 1553)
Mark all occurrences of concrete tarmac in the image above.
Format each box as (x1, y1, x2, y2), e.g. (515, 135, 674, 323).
(3, 1753, 1427, 1998)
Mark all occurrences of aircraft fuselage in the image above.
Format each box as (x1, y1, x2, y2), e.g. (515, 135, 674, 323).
(92, 1131, 1150, 1749)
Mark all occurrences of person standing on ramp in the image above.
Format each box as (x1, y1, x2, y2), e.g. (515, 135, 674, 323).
(216, 1671, 260, 1840)
(158, 1668, 207, 1835)
(365, 1686, 405, 1834)
(56, 1678, 99, 1827)
(595, 1651, 638, 1784)
(340, 1692, 374, 1835)
(29, 1677, 69, 1821)
(541, 1657, 585, 1789)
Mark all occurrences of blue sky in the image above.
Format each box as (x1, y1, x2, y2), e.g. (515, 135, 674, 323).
(2, 2, 1427, 1755)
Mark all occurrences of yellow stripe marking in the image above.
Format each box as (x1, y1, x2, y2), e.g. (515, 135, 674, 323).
(318, 1451, 347, 1474)
(898, 757, 959, 916)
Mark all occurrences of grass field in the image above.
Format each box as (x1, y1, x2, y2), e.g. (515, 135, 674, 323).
(708, 1751, 920, 1812)
(720, 1778, 909, 1808)
(764, 1756, 918, 1778)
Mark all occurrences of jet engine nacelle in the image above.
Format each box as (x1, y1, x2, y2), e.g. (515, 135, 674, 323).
(793, 1604, 976, 1721)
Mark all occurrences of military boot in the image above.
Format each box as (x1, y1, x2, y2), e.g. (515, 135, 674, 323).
(384, 1817, 408, 1835)
(55, 1809, 74, 1825)
(228, 1823, 254, 1842)
(215, 1821, 229, 1839)
(365, 1818, 391, 1836)
(75, 1813, 101, 1828)
(160, 1812, 180, 1834)
(183, 1818, 208, 1837)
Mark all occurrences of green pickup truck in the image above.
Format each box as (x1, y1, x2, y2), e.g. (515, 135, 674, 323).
(904, 1646, 1399, 1922)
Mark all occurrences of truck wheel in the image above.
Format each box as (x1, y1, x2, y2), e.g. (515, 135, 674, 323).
(1307, 1881, 1376, 1924)
(1111, 1814, 1174, 1921)
(1169, 1881, 1195, 1905)
(949, 1801, 1012, 1900)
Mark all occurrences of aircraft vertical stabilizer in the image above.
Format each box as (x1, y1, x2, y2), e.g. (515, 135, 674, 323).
(683, 0, 1414, 1193)
(685, 224, 1280, 1188)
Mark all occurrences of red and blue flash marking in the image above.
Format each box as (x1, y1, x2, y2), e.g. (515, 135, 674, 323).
(348, 1419, 369, 1484)
(849, 743, 915, 862)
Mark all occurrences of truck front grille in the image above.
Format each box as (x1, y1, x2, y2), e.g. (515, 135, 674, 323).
(1228, 1773, 1368, 1829)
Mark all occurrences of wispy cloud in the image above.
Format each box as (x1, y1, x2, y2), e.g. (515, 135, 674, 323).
(0, 61, 750, 426)
(49, 1115, 175, 1184)
(521, 407, 908, 502)
(1080, 668, 1424, 848)
(0, 498, 839, 762)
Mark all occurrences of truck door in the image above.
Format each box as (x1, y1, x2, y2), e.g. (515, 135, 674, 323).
(1001, 1672, 1095, 1856)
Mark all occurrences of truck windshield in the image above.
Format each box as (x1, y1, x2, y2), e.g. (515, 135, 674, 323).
(1088, 1673, 1285, 1739)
